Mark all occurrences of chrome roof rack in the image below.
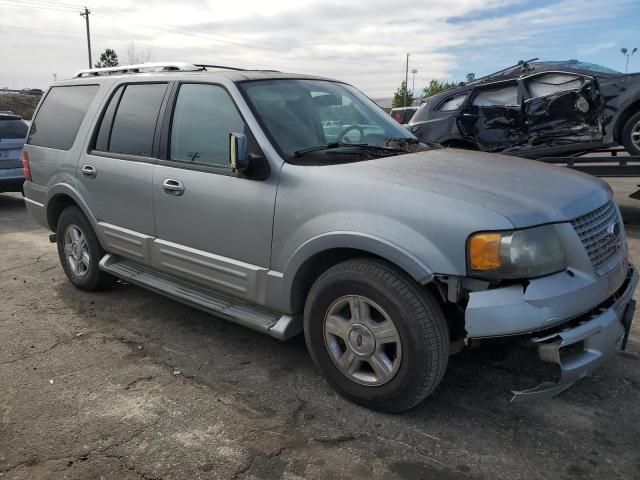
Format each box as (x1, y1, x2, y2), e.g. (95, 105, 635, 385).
(73, 62, 203, 78)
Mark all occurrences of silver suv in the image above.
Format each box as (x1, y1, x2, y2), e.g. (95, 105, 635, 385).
(23, 62, 637, 412)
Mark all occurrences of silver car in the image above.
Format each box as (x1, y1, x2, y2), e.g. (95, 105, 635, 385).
(23, 62, 637, 412)
(0, 112, 28, 193)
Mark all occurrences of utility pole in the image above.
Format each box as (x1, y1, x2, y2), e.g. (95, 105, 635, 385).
(80, 7, 92, 68)
(404, 53, 409, 107)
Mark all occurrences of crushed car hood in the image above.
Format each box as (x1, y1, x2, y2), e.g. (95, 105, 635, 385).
(339, 148, 611, 227)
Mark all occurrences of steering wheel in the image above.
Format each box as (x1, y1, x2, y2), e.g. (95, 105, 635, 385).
(336, 125, 365, 143)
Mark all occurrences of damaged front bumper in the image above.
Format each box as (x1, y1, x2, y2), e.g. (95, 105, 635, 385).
(511, 266, 638, 401)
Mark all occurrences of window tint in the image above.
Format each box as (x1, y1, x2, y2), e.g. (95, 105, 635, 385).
(109, 83, 167, 156)
(0, 119, 28, 139)
(27, 85, 98, 150)
(170, 84, 245, 167)
(472, 85, 518, 107)
(528, 73, 584, 99)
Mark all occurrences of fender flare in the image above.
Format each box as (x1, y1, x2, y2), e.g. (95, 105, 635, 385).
(45, 183, 99, 230)
(280, 231, 436, 312)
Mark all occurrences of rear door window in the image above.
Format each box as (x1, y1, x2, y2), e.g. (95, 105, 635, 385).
(108, 83, 167, 157)
(27, 85, 98, 150)
(472, 85, 518, 106)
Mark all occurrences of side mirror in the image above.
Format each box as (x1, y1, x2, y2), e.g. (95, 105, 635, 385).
(229, 132, 249, 173)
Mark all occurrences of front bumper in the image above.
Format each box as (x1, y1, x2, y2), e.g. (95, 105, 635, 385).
(511, 266, 638, 401)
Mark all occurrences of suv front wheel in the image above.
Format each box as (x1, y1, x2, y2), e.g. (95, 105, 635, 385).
(303, 258, 449, 412)
(622, 111, 640, 156)
(56, 206, 115, 291)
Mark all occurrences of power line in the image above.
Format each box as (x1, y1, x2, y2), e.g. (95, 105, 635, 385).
(0, 0, 383, 68)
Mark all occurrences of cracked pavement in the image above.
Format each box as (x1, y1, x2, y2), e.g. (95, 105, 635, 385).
(2, 179, 640, 480)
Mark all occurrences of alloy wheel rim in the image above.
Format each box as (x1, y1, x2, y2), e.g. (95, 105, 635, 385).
(323, 295, 402, 386)
(632, 119, 640, 149)
(64, 224, 90, 277)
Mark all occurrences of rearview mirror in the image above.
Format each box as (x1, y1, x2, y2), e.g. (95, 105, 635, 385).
(229, 132, 249, 173)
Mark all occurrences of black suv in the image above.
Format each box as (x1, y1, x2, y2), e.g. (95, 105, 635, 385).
(409, 59, 640, 158)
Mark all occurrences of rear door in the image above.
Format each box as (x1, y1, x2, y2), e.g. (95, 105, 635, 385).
(522, 72, 603, 146)
(77, 82, 170, 264)
(457, 81, 527, 151)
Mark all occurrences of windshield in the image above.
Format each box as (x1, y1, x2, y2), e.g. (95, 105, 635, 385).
(240, 79, 415, 159)
(571, 61, 622, 75)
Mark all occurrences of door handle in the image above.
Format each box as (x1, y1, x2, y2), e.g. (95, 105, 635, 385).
(81, 165, 97, 178)
(162, 178, 185, 196)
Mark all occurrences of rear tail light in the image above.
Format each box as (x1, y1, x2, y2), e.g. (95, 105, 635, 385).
(22, 150, 32, 181)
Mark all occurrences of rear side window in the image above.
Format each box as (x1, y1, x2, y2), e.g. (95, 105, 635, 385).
(0, 119, 28, 139)
(108, 83, 167, 157)
(28, 85, 98, 150)
(169, 84, 246, 168)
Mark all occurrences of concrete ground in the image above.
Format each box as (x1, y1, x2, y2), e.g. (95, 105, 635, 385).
(1, 178, 640, 480)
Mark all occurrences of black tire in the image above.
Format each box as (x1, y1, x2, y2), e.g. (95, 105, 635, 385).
(303, 258, 449, 413)
(56, 206, 116, 291)
(622, 111, 640, 156)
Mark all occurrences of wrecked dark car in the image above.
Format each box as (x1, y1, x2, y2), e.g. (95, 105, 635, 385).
(409, 59, 640, 158)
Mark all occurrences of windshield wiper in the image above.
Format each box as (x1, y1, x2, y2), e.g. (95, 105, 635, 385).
(293, 142, 404, 157)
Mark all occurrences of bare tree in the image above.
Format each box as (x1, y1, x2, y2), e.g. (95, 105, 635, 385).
(126, 42, 153, 64)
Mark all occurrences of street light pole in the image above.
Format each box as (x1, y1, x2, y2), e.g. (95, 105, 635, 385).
(411, 69, 418, 96)
(404, 53, 409, 107)
(621, 47, 637, 74)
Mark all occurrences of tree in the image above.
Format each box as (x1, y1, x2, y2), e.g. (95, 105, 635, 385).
(127, 42, 153, 64)
(422, 79, 457, 98)
(392, 80, 414, 108)
(94, 49, 119, 68)
(466, 72, 476, 83)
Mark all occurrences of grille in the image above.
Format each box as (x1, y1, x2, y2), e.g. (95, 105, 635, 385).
(571, 200, 621, 273)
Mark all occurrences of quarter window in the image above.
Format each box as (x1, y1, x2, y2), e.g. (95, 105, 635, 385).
(27, 85, 98, 150)
(170, 84, 246, 168)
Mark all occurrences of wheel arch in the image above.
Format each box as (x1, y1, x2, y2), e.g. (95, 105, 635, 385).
(45, 184, 98, 233)
(282, 233, 435, 314)
(613, 98, 640, 144)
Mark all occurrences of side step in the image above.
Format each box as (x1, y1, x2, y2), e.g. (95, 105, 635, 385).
(99, 254, 301, 340)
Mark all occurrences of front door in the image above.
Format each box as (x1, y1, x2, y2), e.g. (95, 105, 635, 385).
(152, 82, 277, 303)
(457, 81, 527, 151)
(522, 72, 603, 147)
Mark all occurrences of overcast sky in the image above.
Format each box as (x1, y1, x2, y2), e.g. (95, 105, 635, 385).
(1, 0, 639, 97)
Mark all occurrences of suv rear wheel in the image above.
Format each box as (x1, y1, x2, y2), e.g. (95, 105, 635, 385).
(56, 206, 115, 291)
(622, 111, 640, 156)
(303, 258, 449, 412)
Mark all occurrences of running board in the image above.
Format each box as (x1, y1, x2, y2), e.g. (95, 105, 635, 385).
(99, 254, 301, 340)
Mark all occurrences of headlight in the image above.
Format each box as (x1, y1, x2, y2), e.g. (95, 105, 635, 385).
(467, 225, 566, 279)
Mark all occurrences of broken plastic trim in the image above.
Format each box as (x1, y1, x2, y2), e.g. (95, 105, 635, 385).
(511, 267, 637, 402)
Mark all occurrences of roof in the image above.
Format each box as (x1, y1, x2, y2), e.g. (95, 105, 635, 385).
(64, 62, 336, 85)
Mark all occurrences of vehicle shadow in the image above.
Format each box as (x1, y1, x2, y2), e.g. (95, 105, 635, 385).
(0, 193, 44, 235)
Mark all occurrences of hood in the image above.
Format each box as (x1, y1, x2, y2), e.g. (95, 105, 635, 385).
(334, 149, 610, 228)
